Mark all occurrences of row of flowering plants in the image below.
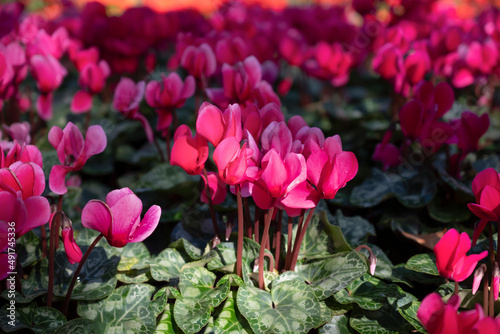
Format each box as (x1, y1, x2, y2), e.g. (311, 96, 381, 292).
(1, 0, 500, 333)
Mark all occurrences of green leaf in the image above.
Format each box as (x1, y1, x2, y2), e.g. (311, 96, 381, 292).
(398, 301, 426, 333)
(405, 253, 439, 276)
(117, 242, 151, 271)
(150, 248, 187, 282)
(319, 315, 355, 334)
(214, 290, 253, 333)
(53, 247, 119, 300)
(427, 191, 471, 223)
(151, 287, 181, 317)
(78, 284, 156, 334)
(127, 163, 198, 193)
(349, 303, 412, 334)
(350, 168, 397, 208)
(54, 319, 98, 334)
(207, 242, 237, 272)
(169, 238, 204, 260)
(335, 275, 393, 310)
(0, 303, 66, 333)
(116, 269, 151, 284)
(237, 273, 326, 334)
(17, 230, 43, 268)
(392, 169, 436, 208)
(333, 210, 376, 247)
(296, 251, 367, 300)
(155, 304, 181, 334)
(174, 267, 230, 334)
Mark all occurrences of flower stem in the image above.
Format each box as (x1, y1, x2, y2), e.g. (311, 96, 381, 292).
(243, 197, 252, 238)
(286, 216, 293, 270)
(47, 196, 63, 307)
(62, 234, 103, 317)
(154, 133, 166, 162)
(285, 209, 305, 270)
(454, 280, 459, 296)
(236, 186, 244, 278)
(202, 168, 220, 239)
(274, 210, 282, 271)
(289, 208, 316, 271)
(258, 207, 275, 290)
(483, 277, 489, 315)
(254, 206, 260, 244)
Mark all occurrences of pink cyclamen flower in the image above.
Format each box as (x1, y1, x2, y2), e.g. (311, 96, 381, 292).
(2, 122, 31, 145)
(468, 168, 500, 223)
(1, 141, 43, 168)
(113, 77, 153, 143)
(201, 171, 227, 205)
(71, 60, 110, 113)
(417, 293, 483, 334)
(306, 135, 358, 199)
(180, 43, 216, 80)
(170, 125, 208, 175)
(62, 226, 82, 264)
(81, 188, 161, 248)
(0, 161, 45, 200)
(0, 190, 51, 251)
(196, 102, 242, 147)
(451, 111, 489, 154)
(434, 229, 487, 282)
(30, 54, 67, 120)
(48, 122, 107, 195)
(145, 72, 195, 135)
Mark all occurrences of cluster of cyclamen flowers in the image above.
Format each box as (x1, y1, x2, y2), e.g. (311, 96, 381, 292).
(168, 97, 358, 288)
(372, 80, 490, 177)
(416, 167, 500, 333)
(0, 122, 161, 314)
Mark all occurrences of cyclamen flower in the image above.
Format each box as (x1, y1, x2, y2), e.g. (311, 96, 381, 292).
(1, 141, 43, 168)
(81, 188, 161, 248)
(0, 161, 45, 199)
(417, 293, 484, 334)
(434, 229, 487, 282)
(180, 43, 216, 80)
(0, 190, 51, 252)
(48, 122, 107, 195)
(145, 72, 195, 135)
(30, 54, 67, 120)
(170, 125, 208, 175)
(306, 135, 358, 199)
(71, 60, 110, 113)
(468, 168, 500, 223)
(112, 77, 153, 143)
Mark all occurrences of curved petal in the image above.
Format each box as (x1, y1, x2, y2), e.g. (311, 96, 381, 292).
(468, 203, 498, 222)
(71, 90, 93, 113)
(81, 199, 112, 238)
(196, 102, 224, 147)
(106, 187, 135, 208)
(84, 125, 107, 157)
(434, 229, 460, 278)
(108, 193, 143, 247)
(49, 164, 72, 195)
(62, 228, 82, 264)
(20, 196, 50, 237)
(472, 168, 500, 200)
(128, 205, 161, 243)
(452, 250, 488, 282)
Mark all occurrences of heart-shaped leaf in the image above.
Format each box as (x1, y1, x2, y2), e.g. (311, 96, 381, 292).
(0, 303, 66, 334)
(174, 267, 230, 334)
(405, 253, 439, 276)
(150, 248, 187, 282)
(77, 284, 156, 334)
(237, 273, 325, 334)
(296, 251, 367, 300)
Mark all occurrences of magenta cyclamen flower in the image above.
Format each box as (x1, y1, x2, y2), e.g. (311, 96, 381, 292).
(112, 77, 154, 143)
(434, 229, 487, 282)
(81, 188, 161, 248)
(48, 122, 107, 195)
(145, 73, 195, 135)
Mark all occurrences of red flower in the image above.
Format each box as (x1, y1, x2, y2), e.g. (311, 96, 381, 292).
(434, 229, 487, 282)
(170, 125, 208, 176)
(468, 168, 500, 223)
